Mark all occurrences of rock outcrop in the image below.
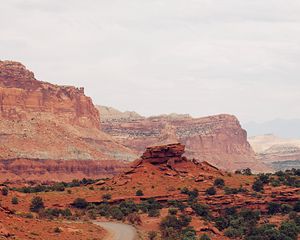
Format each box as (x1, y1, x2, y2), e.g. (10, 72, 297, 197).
(99, 107, 269, 172)
(0, 61, 137, 182)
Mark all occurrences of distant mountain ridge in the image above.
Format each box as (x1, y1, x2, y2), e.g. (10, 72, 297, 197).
(243, 119, 300, 138)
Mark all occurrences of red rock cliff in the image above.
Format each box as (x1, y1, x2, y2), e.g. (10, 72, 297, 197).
(0, 61, 99, 129)
(0, 61, 137, 182)
(100, 108, 269, 172)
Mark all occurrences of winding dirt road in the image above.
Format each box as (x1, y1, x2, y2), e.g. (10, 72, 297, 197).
(93, 222, 137, 240)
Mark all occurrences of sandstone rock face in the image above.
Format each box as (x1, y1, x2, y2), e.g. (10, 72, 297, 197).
(0, 61, 99, 129)
(141, 143, 185, 164)
(100, 108, 268, 172)
(0, 61, 137, 182)
(0, 159, 129, 182)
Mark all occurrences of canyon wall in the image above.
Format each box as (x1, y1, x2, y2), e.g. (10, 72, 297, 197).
(99, 106, 269, 172)
(0, 61, 137, 182)
(0, 61, 100, 129)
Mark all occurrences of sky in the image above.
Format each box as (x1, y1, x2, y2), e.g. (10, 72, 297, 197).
(1, 0, 300, 123)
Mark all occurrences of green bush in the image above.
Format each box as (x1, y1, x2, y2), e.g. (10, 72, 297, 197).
(258, 173, 270, 184)
(242, 168, 252, 176)
(30, 196, 45, 212)
(279, 220, 300, 240)
(148, 231, 157, 240)
(191, 203, 209, 217)
(12, 196, 19, 205)
(168, 208, 178, 215)
(136, 189, 144, 196)
(102, 193, 112, 201)
(281, 204, 293, 214)
(119, 200, 138, 216)
(224, 226, 243, 238)
(72, 198, 88, 209)
(252, 179, 264, 192)
(294, 201, 300, 212)
(148, 209, 160, 217)
(110, 207, 124, 220)
(206, 187, 216, 196)
(215, 217, 229, 231)
(214, 178, 225, 188)
(200, 234, 211, 240)
(267, 202, 281, 215)
(1, 187, 8, 196)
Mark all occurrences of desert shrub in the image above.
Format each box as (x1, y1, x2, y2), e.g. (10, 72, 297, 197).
(240, 208, 260, 220)
(200, 234, 211, 240)
(270, 179, 281, 187)
(215, 217, 229, 231)
(30, 196, 45, 212)
(40, 208, 72, 219)
(242, 168, 252, 176)
(281, 204, 293, 214)
(275, 170, 285, 177)
(1, 187, 8, 196)
(97, 203, 110, 217)
(139, 198, 162, 213)
(178, 215, 192, 227)
(206, 187, 216, 196)
(252, 179, 264, 192)
(168, 200, 187, 211)
(72, 198, 88, 209)
(148, 231, 157, 240)
(187, 188, 199, 201)
(52, 183, 65, 192)
(110, 207, 124, 220)
(294, 201, 300, 212)
(191, 203, 209, 218)
(225, 207, 237, 216)
(168, 208, 178, 215)
(148, 209, 160, 217)
(136, 189, 144, 196)
(267, 202, 281, 215)
(258, 173, 270, 184)
(102, 193, 112, 201)
(182, 226, 196, 240)
(54, 227, 62, 233)
(224, 226, 244, 238)
(119, 200, 138, 216)
(214, 178, 225, 188)
(224, 186, 244, 195)
(279, 220, 300, 240)
(11, 196, 19, 205)
(180, 187, 189, 194)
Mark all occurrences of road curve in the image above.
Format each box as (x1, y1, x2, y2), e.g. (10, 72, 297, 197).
(93, 221, 137, 240)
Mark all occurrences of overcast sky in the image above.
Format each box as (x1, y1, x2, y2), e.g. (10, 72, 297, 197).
(1, 0, 300, 123)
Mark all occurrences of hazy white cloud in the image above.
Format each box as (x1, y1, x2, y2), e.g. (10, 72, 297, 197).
(0, 0, 300, 122)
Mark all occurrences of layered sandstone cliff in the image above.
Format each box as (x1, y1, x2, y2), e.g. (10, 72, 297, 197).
(100, 107, 269, 172)
(0, 61, 137, 182)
